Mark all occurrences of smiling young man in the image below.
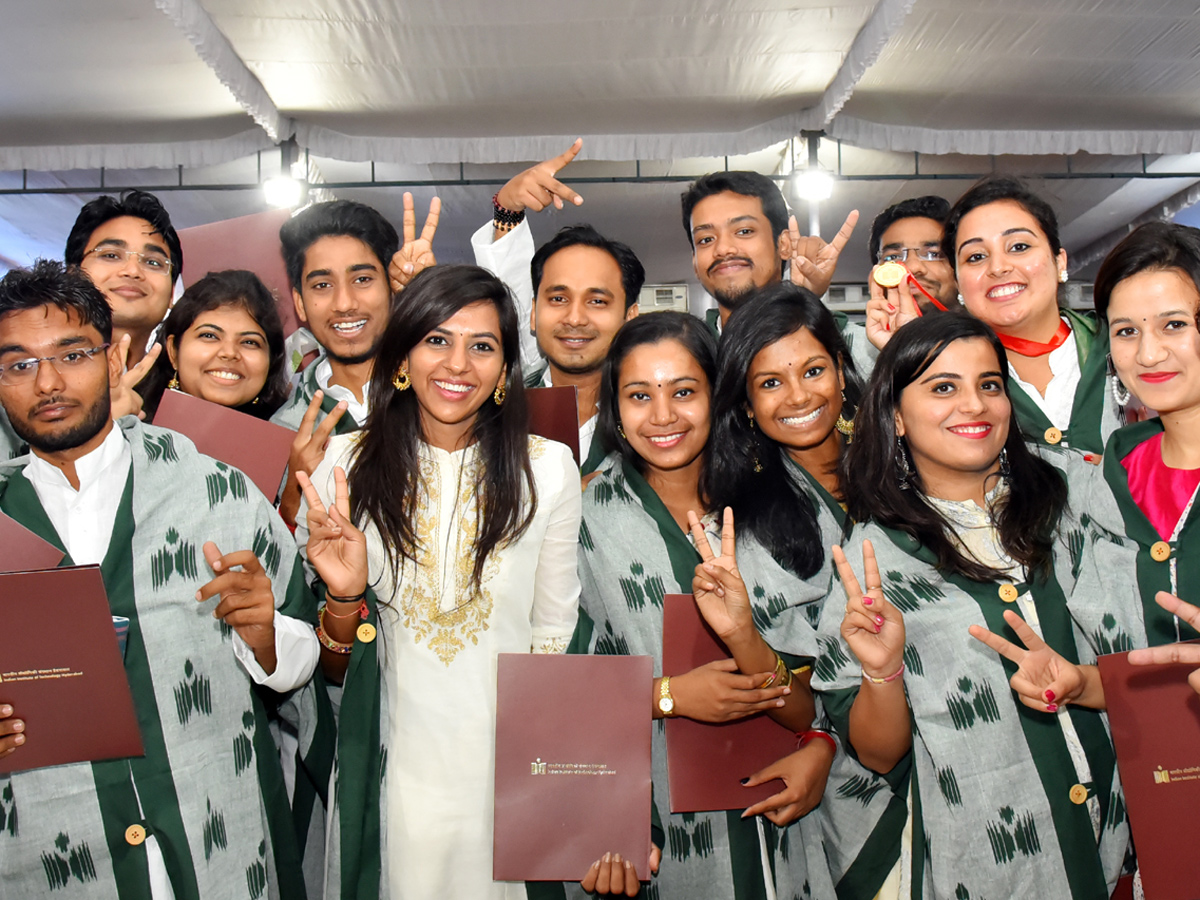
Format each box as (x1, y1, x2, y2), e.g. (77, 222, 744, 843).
(679, 172, 878, 379)
(271, 200, 398, 523)
(470, 147, 644, 474)
(65, 191, 183, 368)
(0, 260, 318, 899)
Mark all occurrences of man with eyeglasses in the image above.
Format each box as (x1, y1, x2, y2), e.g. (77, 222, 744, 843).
(0, 260, 318, 899)
(65, 191, 182, 368)
(868, 195, 959, 313)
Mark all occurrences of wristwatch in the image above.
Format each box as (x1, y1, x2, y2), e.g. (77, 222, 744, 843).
(658, 676, 676, 717)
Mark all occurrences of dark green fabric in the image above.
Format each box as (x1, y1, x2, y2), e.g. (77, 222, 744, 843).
(1008, 308, 1108, 454)
(1102, 418, 1200, 646)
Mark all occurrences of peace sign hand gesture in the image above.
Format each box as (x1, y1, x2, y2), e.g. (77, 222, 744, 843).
(495, 139, 584, 216)
(784, 209, 859, 298)
(388, 192, 442, 293)
(969, 610, 1087, 713)
(688, 507, 754, 642)
(296, 466, 368, 600)
(832, 541, 905, 679)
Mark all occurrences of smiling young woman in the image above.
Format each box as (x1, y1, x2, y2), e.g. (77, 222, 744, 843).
(815, 314, 1129, 899)
(942, 177, 1123, 454)
(135, 269, 292, 420)
(295, 264, 581, 899)
(573, 311, 838, 900)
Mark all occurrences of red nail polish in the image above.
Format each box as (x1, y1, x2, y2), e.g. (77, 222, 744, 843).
(863, 597, 873, 606)
(875, 615, 884, 626)
(1045, 689, 1055, 702)
(1046, 704, 1058, 713)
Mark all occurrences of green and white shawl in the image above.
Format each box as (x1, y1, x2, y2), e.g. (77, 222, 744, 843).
(1038, 421, 1199, 655)
(270, 352, 361, 437)
(0, 418, 322, 900)
(1010, 308, 1121, 455)
(574, 453, 841, 900)
(813, 516, 1129, 900)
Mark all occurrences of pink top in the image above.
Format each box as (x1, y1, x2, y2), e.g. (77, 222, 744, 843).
(1121, 431, 1200, 541)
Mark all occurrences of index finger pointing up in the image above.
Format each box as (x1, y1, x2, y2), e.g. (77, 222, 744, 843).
(419, 196, 442, 242)
(550, 138, 583, 172)
(686, 510, 715, 562)
(720, 507, 736, 560)
(401, 191, 416, 243)
(831, 545, 863, 599)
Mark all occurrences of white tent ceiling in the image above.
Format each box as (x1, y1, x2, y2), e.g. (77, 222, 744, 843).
(4, 0, 1200, 292)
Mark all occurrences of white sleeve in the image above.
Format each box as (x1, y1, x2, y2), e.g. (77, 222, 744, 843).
(530, 443, 582, 653)
(232, 612, 320, 692)
(470, 219, 541, 374)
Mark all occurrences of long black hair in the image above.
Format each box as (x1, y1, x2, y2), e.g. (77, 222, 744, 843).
(705, 283, 861, 579)
(595, 312, 718, 475)
(843, 314, 1067, 582)
(349, 264, 534, 590)
(137, 270, 291, 420)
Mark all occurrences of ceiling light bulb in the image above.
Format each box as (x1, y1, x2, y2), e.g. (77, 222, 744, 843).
(263, 175, 303, 208)
(793, 168, 834, 202)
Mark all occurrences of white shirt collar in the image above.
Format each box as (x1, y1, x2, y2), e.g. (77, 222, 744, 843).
(25, 422, 128, 494)
(314, 356, 370, 426)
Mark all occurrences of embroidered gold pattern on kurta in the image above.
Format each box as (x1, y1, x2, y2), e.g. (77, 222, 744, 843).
(400, 453, 499, 665)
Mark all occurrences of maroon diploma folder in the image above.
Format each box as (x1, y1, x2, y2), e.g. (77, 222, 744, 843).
(1098, 646, 1200, 900)
(0, 511, 65, 572)
(0, 566, 143, 774)
(662, 593, 797, 812)
(494, 653, 652, 881)
(153, 389, 296, 500)
(527, 385, 581, 466)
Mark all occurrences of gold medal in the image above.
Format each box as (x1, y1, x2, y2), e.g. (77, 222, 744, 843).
(873, 261, 907, 288)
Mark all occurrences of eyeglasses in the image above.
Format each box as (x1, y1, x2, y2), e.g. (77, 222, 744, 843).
(880, 247, 947, 264)
(83, 246, 173, 274)
(0, 344, 111, 386)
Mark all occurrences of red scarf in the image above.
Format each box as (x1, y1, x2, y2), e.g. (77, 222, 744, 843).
(996, 318, 1071, 357)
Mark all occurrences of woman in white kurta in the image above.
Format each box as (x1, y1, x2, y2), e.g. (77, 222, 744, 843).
(296, 264, 580, 900)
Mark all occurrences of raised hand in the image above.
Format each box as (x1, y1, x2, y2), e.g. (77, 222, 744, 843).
(741, 737, 836, 825)
(969, 609, 1088, 712)
(784, 210, 860, 297)
(296, 466, 368, 599)
(388, 192, 442, 293)
(197, 542, 277, 671)
(688, 507, 754, 641)
(670, 658, 789, 723)
(864, 266, 920, 350)
(832, 541, 905, 679)
(494, 139, 584, 217)
(110, 334, 160, 420)
(278, 390, 348, 527)
(0, 704, 25, 760)
(1127, 593, 1200, 695)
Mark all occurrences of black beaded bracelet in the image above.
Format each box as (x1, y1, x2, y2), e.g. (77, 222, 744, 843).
(492, 193, 526, 232)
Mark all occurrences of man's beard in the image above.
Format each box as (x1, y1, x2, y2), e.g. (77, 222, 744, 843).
(711, 281, 756, 311)
(327, 336, 382, 368)
(9, 392, 112, 454)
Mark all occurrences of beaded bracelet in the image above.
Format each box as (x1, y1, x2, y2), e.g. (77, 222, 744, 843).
(492, 193, 526, 233)
(796, 729, 838, 754)
(861, 662, 905, 685)
(315, 620, 353, 655)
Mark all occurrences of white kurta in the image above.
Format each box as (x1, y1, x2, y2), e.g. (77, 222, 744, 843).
(302, 432, 581, 899)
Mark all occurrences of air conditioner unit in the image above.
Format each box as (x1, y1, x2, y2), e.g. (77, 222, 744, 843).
(638, 283, 689, 314)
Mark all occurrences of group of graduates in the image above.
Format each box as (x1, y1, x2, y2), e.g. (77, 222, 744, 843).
(0, 140, 1198, 900)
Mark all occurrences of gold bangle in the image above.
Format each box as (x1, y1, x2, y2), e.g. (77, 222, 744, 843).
(759, 653, 787, 689)
(316, 607, 354, 655)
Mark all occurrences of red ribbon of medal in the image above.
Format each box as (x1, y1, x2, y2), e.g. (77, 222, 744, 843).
(872, 262, 949, 315)
(995, 318, 1071, 358)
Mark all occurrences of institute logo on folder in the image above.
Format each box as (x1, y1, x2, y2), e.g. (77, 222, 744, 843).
(494, 653, 652, 881)
(152, 389, 296, 500)
(662, 593, 797, 813)
(1097, 644, 1200, 900)
(0, 565, 143, 774)
(526, 385, 581, 467)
